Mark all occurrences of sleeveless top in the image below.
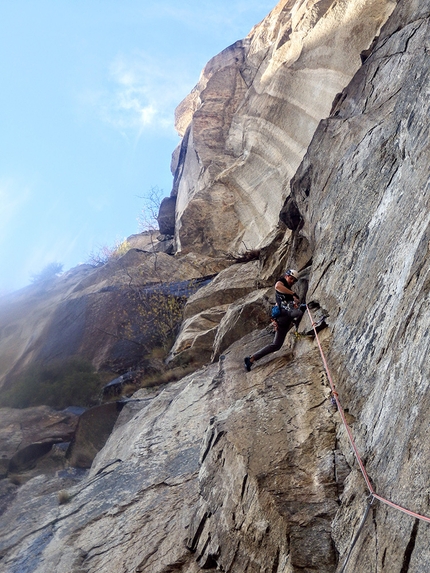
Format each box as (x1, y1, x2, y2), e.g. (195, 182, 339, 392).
(275, 276, 295, 310)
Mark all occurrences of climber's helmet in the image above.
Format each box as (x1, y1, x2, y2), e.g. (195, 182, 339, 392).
(285, 269, 299, 282)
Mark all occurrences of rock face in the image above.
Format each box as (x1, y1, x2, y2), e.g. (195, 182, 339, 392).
(168, 260, 271, 366)
(288, 2, 430, 568)
(157, 196, 177, 236)
(0, 247, 229, 388)
(0, 406, 78, 478)
(0, 332, 341, 573)
(65, 403, 125, 468)
(170, 0, 396, 256)
(1, 1, 429, 573)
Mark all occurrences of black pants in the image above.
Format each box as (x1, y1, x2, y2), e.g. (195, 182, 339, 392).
(252, 320, 293, 361)
(253, 306, 303, 362)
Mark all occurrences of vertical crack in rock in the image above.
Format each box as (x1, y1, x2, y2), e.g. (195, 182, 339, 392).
(399, 519, 419, 573)
(186, 511, 210, 553)
(200, 427, 216, 466)
(240, 474, 248, 500)
(271, 547, 280, 573)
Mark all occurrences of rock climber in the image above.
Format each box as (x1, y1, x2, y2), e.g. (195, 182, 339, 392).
(244, 269, 305, 371)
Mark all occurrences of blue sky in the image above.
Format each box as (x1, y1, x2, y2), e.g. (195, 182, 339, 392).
(0, 0, 274, 294)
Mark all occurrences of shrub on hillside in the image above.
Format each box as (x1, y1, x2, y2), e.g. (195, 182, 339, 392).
(0, 358, 104, 410)
(86, 239, 130, 267)
(30, 262, 63, 284)
(118, 289, 186, 355)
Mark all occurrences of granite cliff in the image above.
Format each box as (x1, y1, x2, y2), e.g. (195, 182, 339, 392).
(1, 1, 430, 572)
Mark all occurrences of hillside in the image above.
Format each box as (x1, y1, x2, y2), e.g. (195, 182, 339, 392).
(1, 1, 430, 572)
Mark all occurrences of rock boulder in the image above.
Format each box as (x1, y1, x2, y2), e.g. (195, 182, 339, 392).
(0, 406, 79, 478)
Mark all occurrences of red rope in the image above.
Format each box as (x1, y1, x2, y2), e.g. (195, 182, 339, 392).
(307, 306, 430, 525)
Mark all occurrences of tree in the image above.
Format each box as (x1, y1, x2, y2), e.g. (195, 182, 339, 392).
(30, 262, 63, 284)
(137, 186, 164, 232)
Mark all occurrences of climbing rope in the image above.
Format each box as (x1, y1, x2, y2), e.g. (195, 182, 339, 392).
(338, 496, 374, 573)
(306, 305, 430, 527)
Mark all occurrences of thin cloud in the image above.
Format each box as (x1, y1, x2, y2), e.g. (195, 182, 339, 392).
(82, 1, 274, 139)
(95, 51, 193, 138)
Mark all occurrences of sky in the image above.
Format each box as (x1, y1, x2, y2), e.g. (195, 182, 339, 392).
(0, 0, 275, 294)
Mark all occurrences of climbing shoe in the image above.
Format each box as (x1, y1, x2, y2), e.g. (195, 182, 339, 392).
(244, 356, 252, 372)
